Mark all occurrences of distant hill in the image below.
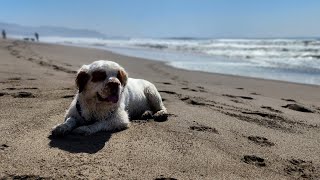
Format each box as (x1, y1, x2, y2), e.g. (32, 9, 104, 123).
(0, 22, 106, 38)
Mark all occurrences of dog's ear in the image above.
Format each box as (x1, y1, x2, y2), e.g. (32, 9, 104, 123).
(117, 69, 128, 86)
(76, 71, 90, 93)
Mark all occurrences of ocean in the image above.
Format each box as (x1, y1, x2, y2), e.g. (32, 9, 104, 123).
(39, 36, 320, 85)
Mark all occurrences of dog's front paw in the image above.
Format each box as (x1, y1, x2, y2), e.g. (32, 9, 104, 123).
(153, 110, 168, 122)
(51, 124, 71, 137)
(140, 110, 153, 120)
(72, 126, 92, 136)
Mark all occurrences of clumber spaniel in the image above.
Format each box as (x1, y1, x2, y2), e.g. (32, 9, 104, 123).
(52, 60, 167, 136)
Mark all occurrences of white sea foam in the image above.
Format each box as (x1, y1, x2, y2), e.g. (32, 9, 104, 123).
(37, 36, 320, 85)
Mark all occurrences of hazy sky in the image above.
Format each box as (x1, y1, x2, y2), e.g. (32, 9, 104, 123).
(0, 0, 320, 38)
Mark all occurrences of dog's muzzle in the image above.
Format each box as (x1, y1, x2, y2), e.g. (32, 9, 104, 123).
(97, 80, 120, 103)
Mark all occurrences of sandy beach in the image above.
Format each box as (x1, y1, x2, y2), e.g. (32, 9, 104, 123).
(0, 39, 320, 179)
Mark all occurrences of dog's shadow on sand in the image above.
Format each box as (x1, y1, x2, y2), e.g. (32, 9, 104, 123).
(48, 132, 113, 154)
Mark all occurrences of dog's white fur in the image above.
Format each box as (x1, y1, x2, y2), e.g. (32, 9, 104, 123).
(52, 60, 167, 136)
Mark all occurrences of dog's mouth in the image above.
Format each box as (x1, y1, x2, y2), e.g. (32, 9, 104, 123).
(96, 92, 119, 103)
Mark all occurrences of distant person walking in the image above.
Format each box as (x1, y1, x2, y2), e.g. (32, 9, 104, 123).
(2, 30, 6, 39)
(34, 32, 39, 41)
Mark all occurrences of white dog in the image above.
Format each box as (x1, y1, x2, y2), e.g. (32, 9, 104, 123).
(51, 60, 167, 136)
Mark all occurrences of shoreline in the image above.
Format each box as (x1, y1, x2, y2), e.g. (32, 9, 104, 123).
(39, 40, 320, 102)
(33, 36, 320, 86)
(28, 39, 320, 88)
(1, 39, 320, 179)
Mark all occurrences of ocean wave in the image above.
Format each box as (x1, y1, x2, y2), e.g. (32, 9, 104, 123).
(38, 36, 320, 84)
(121, 38, 320, 60)
(39, 36, 320, 61)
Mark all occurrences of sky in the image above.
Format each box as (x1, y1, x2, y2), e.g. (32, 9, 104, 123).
(0, 0, 320, 38)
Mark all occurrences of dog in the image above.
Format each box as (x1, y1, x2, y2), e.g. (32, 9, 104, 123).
(51, 60, 167, 136)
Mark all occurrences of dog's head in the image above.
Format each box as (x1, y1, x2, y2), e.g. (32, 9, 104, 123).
(75, 60, 128, 104)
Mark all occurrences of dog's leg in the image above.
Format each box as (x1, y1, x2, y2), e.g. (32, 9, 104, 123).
(51, 117, 79, 136)
(72, 109, 130, 135)
(144, 85, 168, 121)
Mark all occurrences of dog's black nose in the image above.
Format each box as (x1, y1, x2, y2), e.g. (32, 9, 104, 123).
(107, 81, 120, 94)
(107, 81, 120, 88)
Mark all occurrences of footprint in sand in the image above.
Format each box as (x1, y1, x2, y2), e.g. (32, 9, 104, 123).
(0, 92, 8, 97)
(189, 124, 218, 134)
(62, 95, 74, 99)
(261, 106, 282, 113)
(281, 98, 296, 102)
(248, 136, 275, 147)
(197, 86, 207, 92)
(155, 177, 178, 180)
(282, 104, 313, 113)
(180, 96, 206, 106)
(223, 94, 254, 100)
(236, 87, 244, 90)
(222, 94, 237, 98)
(63, 63, 72, 67)
(180, 96, 217, 107)
(2, 175, 49, 180)
(10, 50, 19, 56)
(27, 78, 37, 80)
(7, 77, 21, 81)
(158, 90, 211, 106)
(181, 87, 198, 92)
(62, 87, 73, 90)
(238, 96, 254, 100)
(23, 87, 38, 90)
(284, 159, 317, 179)
(157, 82, 172, 85)
(250, 92, 261, 95)
(5, 87, 16, 90)
(242, 111, 277, 118)
(27, 57, 35, 62)
(242, 155, 266, 167)
(231, 99, 244, 104)
(158, 90, 178, 95)
(5, 87, 38, 90)
(0, 144, 9, 150)
(11, 92, 35, 98)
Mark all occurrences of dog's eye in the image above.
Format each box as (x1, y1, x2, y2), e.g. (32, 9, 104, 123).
(91, 70, 107, 82)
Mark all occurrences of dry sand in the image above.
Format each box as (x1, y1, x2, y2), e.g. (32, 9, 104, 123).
(0, 39, 320, 179)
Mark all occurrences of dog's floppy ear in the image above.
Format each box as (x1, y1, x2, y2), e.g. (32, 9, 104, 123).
(76, 70, 90, 93)
(117, 69, 128, 86)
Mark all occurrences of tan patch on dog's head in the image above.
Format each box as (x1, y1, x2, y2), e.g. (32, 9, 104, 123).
(117, 69, 128, 86)
(76, 71, 90, 93)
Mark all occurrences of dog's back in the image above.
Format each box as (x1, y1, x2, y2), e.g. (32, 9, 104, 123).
(123, 78, 164, 118)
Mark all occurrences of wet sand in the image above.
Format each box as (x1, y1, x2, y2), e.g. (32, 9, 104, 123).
(0, 39, 319, 179)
